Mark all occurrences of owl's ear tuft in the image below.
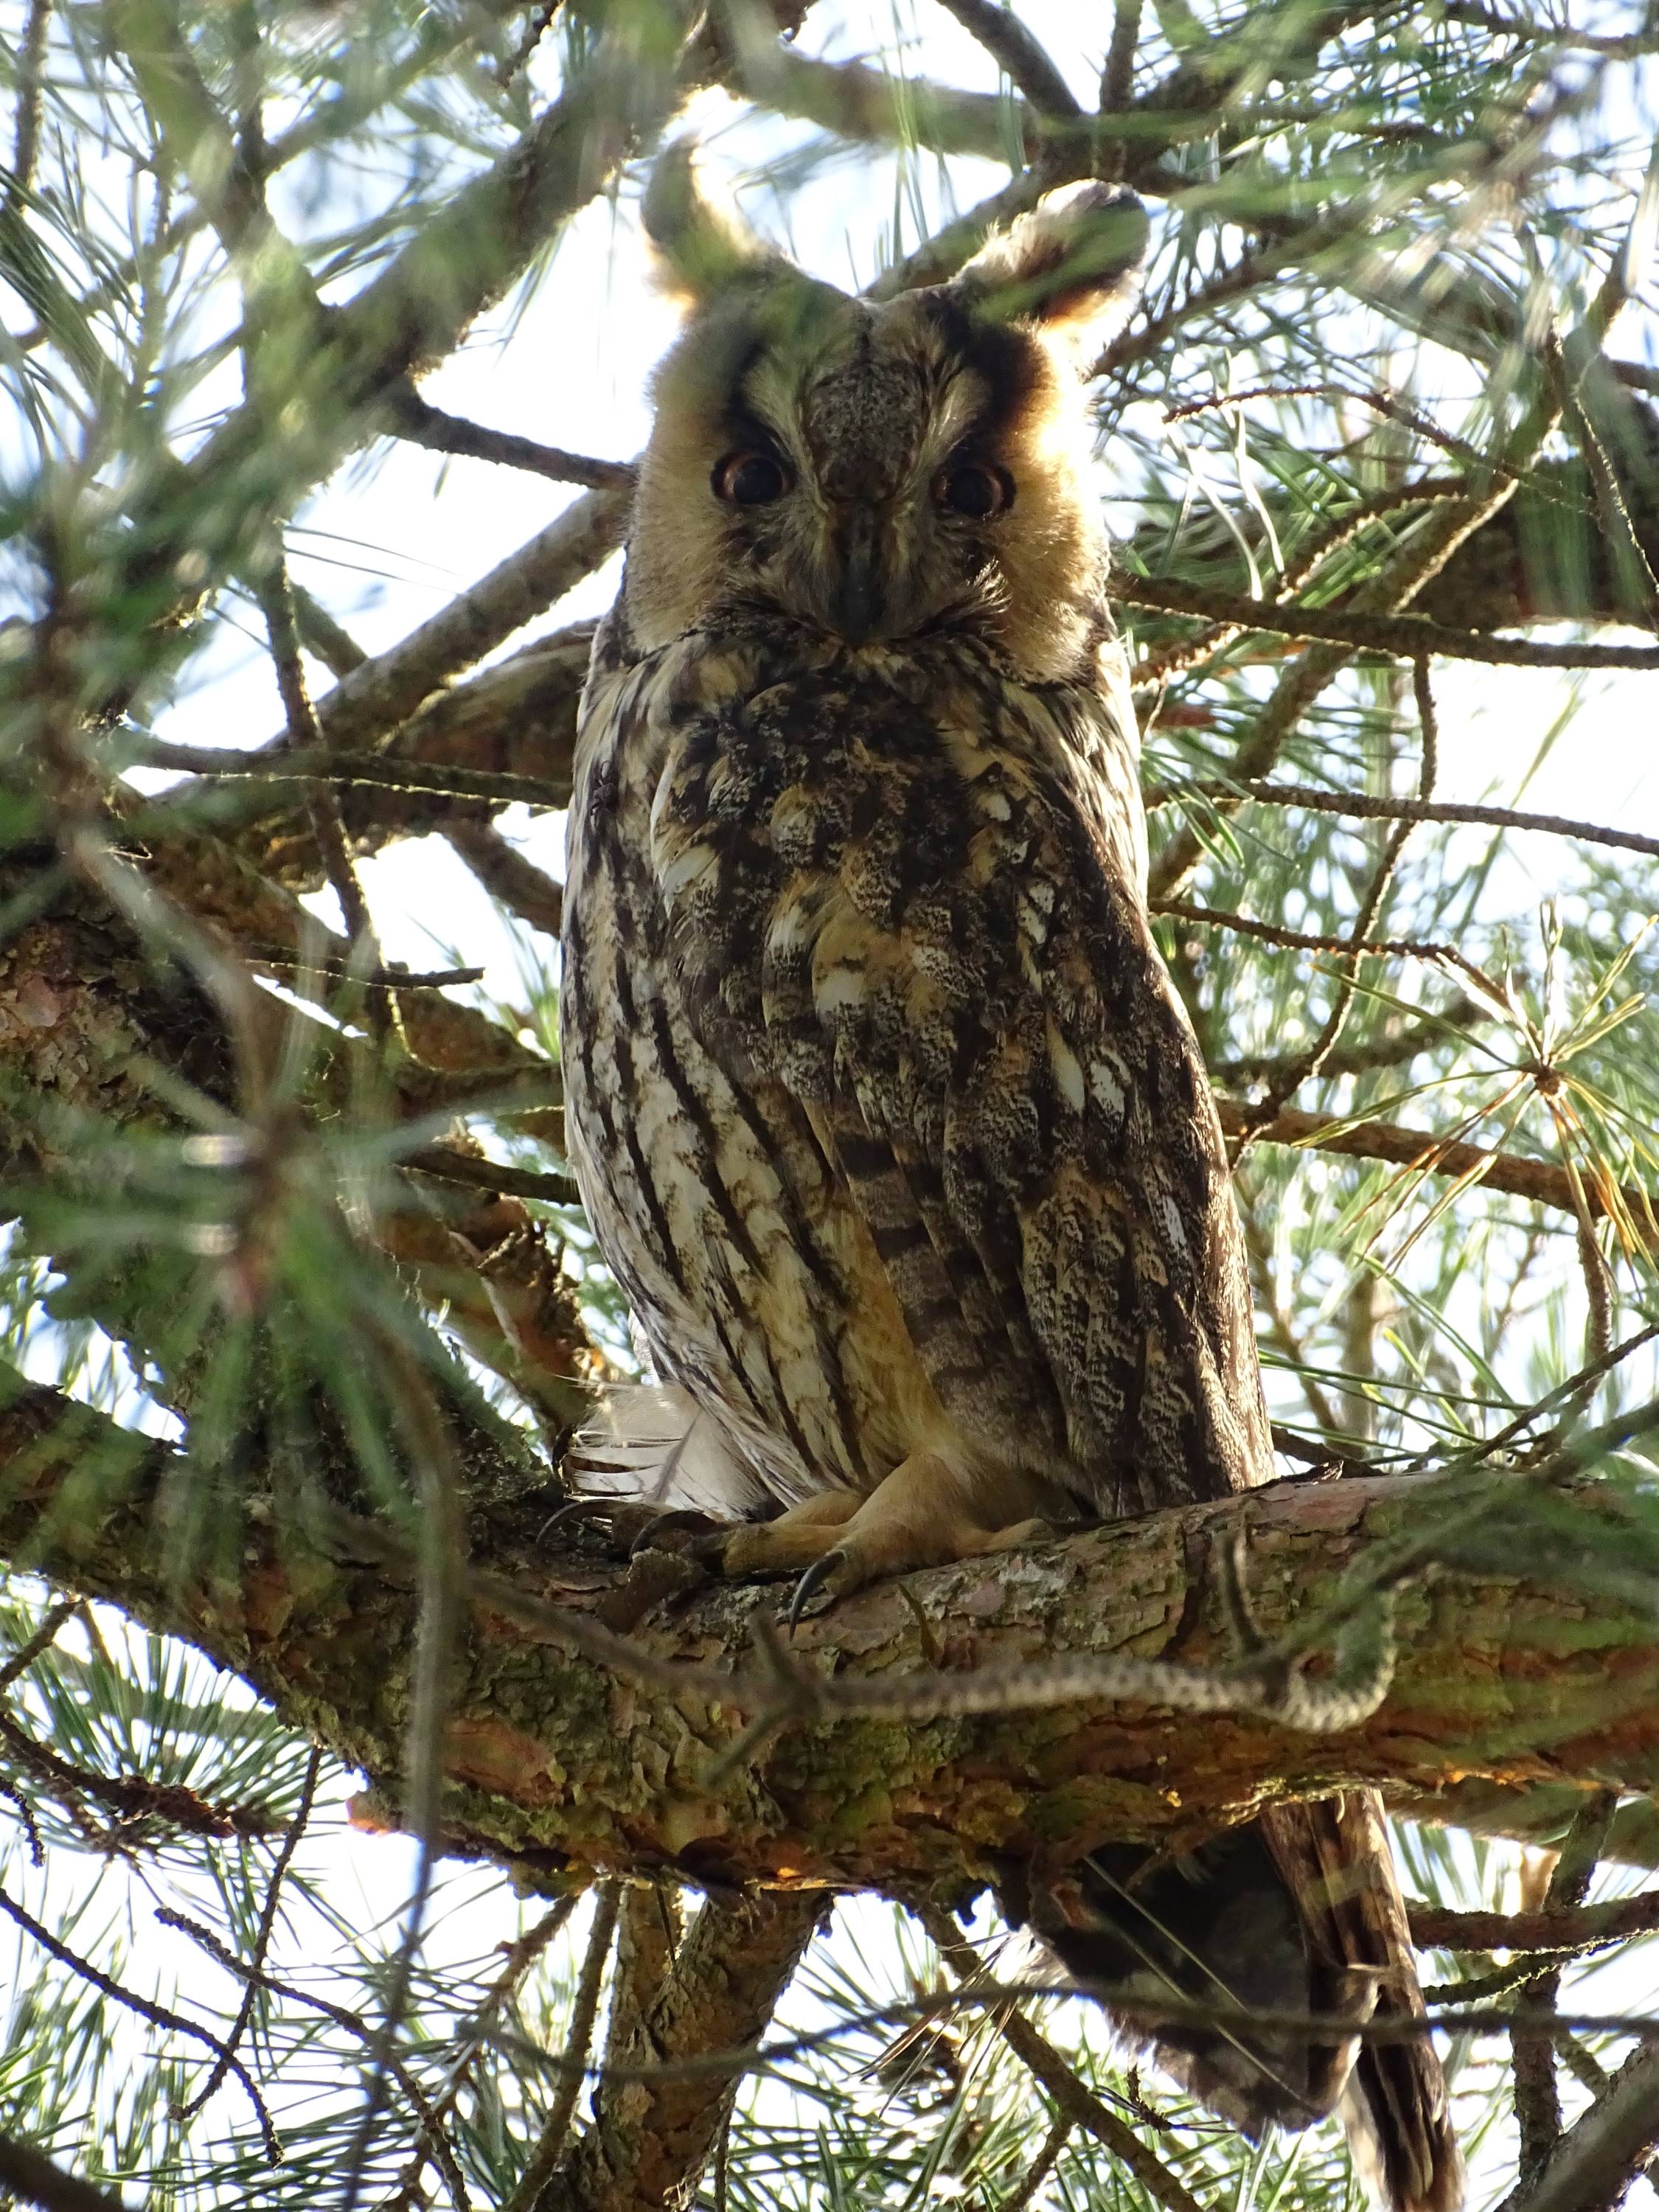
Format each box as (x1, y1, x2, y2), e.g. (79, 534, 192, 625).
(951, 183, 1149, 361)
(643, 140, 782, 309)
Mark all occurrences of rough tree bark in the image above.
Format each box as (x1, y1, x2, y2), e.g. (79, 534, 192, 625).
(3, 1370, 1654, 1900)
(536, 1888, 827, 2212)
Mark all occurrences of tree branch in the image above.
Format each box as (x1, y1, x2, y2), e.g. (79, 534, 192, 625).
(7, 1371, 1659, 1897)
(1119, 574, 1659, 669)
(383, 389, 636, 490)
(918, 1904, 1203, 2212)
(533, 1889, 824, 2212)
(1509, 2042, 1659, 2212)
(0, 2132, 133, 2212)
(283, 491, 625, 759)
(1411, 1891, 1659, 1959)
(1214, 1099, 1659, 1251)
(932, 0, 1082, 120)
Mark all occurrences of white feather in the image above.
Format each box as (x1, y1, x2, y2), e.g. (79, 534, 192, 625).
(568, 1381, 767, 1517)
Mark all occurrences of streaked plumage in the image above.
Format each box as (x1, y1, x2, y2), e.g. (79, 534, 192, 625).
(559, 152, 1461, 2212)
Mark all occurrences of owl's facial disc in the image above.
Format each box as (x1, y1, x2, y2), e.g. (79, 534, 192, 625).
(630, 282, 1080, 664)
(625, 173, 1147, 679)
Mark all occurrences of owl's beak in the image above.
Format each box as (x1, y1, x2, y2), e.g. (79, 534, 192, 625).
(830, 507, 888, 645)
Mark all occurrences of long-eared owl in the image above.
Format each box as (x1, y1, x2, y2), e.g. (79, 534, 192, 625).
(559, 147, 1461, 2212)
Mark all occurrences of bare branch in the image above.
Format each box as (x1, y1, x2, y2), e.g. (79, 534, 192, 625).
(1214, 1099, 1659, 1251)
(180, 1746, 324, 2121)
(0, 2131, 133, 2212)
(1120, 574, 1659, 669)
(383, 389, 637, 491)
(1148, 780, 1659, 869)
(0, 1877, 279, 2158)
(291, 489, 627, 758)
(933, 0, 1082, 120)
(0, 1597, 77, 1696)
(918, 1904, 1204, 2212)
(387, 1899, 577, 2211)
(256, 557, 380, 968)
(155, 1904, 471, 2208)
(1243, 662, 1436, 1118)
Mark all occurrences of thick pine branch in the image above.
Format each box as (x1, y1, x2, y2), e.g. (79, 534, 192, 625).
(534, 1889, 825, 2212)
(4, 1370, 1657, 1897)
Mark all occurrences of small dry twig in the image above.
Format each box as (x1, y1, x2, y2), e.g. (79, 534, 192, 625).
(180, 1746, 324, 2120)
(504, 1882, 622, 2212)
(919, 1903, 1201, 2212)
(0, 1882, 280, 2160)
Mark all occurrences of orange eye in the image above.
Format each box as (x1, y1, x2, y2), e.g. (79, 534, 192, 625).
(713, 451, 789, 504)
(934, 461, 1012, 519)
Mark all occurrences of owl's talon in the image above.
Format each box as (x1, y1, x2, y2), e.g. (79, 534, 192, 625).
(628, 1506, 728, 1561)
(786, 1551, 845, 1633)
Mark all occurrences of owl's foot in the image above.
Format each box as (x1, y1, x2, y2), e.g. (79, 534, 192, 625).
(732, 1453, 1057, 1619)
(630, 1458, 1061, 1616)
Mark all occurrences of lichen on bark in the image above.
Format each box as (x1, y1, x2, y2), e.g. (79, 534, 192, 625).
(4, 1369, 1658, 1904)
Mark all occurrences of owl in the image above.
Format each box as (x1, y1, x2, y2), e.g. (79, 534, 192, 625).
(559, 148, 1461, 2212)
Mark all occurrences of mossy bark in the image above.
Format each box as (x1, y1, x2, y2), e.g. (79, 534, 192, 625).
(4, 1371, 1656, 1899)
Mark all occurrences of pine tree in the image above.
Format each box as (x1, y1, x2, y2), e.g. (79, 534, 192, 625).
(2, 3, 1659, 2207)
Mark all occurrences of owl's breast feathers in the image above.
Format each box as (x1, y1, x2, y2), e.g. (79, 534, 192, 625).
(562, 608, 1271, 1519)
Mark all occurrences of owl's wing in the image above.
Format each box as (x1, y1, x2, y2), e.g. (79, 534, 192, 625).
(651, 656, 1270, 1512)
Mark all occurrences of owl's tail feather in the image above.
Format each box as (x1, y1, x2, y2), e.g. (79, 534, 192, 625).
(567, 1381, 771, 1519)
(1001, 1793, 1462, 2212)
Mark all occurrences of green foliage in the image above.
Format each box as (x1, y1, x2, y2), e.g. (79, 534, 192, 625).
(1, 0, 1659, 2207)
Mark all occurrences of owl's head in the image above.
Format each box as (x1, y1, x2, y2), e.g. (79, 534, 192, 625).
(622, 149, 1147, 681)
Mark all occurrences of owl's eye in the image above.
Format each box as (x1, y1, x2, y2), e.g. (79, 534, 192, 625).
(713, 451, 790, 505)
(934, 461, 1013, 520)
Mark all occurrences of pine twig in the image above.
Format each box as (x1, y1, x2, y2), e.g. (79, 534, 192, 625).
(0, 1880, 280, 2160)
(1215, 1099, 1659, 1251)
(1245, 658, 1439, 1121)
(493, 1, 564, 89)
(125, 735, 569, 813)
(933, 0, 1082, 119)
(0, 1597, 77, 1695)
(1154, 896, 1479, 980)
(917, 1905, 1204, 2212)
(156, 1905, 471, 2209)
(383, 387, 636, 490)
(1146, 779, 1659, 869)
(1120, 573, 1659, 669)
(179, 1747, 323, 2120)
(0, 1704, 269, 1840)
(506, 1882, 622, 2212)
(403, 1146, 580, 1209)
(256, 557, 380, 967)
(385, 1896, 578, 2212)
